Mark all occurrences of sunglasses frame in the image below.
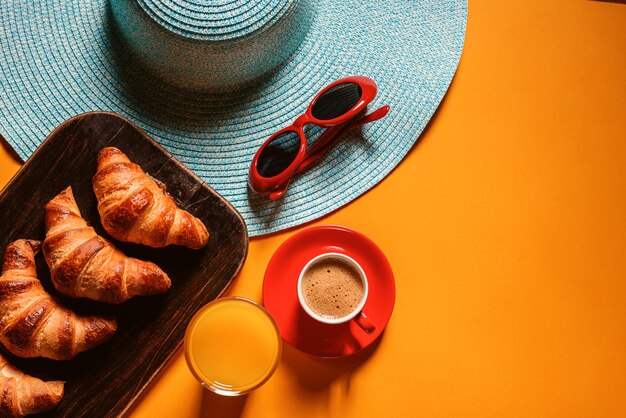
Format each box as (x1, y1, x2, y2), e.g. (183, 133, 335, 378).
(248, 75, 381, 200)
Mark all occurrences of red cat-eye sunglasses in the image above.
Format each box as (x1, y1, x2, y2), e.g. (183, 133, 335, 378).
(248, 76, 390, 200)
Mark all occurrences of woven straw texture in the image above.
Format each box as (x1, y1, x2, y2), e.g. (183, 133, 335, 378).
(137, 0, 297, 40)
(0, 0, 467, 236)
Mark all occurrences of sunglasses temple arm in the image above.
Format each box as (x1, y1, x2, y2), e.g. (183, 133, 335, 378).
(350, 105, 390, 127)
(269, 180, 290, 200)
(298, 124, 345, 171)
(297, 105, 390, 172)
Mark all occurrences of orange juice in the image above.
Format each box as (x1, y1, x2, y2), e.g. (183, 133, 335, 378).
(184, 297, 281, 395)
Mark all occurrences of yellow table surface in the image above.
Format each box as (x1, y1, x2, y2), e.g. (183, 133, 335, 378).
(1, 0, 625, 416)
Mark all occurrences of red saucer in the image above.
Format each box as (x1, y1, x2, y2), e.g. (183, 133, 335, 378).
(262, 225, 396, 357)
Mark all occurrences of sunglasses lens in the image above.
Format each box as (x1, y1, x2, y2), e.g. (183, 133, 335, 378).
(257, 130, 301, 178)
(311, 82, 362, 121)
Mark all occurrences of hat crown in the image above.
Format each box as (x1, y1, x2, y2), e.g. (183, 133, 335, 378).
(111, 0, 313, 91)
(137, 0, 296, 42)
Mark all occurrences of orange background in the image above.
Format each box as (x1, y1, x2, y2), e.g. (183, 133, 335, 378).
(1, 0, 625, 416)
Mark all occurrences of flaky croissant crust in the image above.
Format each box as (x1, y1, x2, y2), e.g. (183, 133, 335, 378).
(0, 240, 117, 360)
(0, 353, 64, 417)
(43, 187, 171, 304)
(92, 147, 209, 249)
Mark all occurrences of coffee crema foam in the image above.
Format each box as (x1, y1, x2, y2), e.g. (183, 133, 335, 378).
(301, 258, 364, 319)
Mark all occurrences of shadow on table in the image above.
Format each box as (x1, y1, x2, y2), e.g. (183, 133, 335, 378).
(0, 133, 24, 164)
(199, 391, 249, 418)
(281, 332, 384, 392)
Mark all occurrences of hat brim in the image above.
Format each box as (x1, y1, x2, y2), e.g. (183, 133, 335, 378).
(0, 0, 467, 236)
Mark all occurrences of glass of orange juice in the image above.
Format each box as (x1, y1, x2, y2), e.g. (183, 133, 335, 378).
(184, 297, 282, 396)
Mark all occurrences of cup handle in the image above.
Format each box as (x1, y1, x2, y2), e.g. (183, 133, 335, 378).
(353, 311, 376, 334)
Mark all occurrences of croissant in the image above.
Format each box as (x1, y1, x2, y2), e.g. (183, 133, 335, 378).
(0, 240, 117, 360)
(0, 353, 64, 417)
(43, 187, 171, 304)
(92, 147, 209, 249)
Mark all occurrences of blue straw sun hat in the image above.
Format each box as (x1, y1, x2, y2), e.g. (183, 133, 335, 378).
(0, 0, 467, 236)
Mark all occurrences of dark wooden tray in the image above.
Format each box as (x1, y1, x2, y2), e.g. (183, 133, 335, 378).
(0, 112, 248, 417)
